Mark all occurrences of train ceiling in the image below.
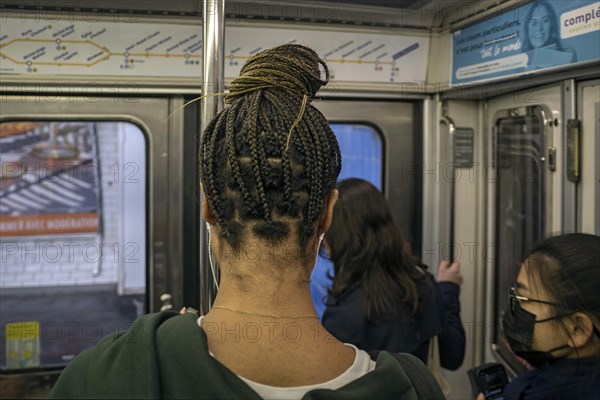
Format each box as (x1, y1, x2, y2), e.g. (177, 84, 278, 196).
(0, 0, 518, 29)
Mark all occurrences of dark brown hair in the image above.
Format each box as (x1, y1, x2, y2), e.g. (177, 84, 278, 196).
(325, 178, 427, 319)
(524, 233, 600, 337)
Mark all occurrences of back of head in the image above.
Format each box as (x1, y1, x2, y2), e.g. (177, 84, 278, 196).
(326, 178, 424, 318)
(200, 44, 341, 254)
(326, 178, 405, 262)
(525, 233, 600, 324)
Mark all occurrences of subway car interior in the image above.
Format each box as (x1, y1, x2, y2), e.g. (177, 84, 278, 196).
(0, 0, 599, 398)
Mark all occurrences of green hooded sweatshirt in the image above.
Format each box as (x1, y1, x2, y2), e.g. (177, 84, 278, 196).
(48, 311, 442, 399)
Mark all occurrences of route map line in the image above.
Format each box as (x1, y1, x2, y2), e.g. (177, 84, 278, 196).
(1, 38, 397, 68)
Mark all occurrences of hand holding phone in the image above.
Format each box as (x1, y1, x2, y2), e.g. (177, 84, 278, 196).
(468, 363, 509, 400)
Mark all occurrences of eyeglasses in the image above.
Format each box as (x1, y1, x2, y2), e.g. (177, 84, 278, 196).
(508, 285, 561, 315)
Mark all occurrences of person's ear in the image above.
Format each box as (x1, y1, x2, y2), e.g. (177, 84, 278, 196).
(564, 312, 596, 349)
(317, 189, 338, 236)
(200, 187, 217, 226)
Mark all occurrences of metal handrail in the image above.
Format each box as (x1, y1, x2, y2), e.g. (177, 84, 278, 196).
(199, 0, 225, 316)
(440, 116, 456, 262)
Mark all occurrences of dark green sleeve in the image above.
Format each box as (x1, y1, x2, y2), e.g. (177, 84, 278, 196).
(47, 313, 172, 399)
(48, 331, 130, 399)
(48, 347, 93, 399)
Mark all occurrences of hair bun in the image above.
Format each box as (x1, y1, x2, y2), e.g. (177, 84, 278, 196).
(226, 44, 329, 103)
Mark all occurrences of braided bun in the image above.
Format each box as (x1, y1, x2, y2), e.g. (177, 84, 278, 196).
(226, 44, 329, 104)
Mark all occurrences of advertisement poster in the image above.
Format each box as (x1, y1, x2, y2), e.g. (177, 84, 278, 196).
(0, 121, 101, 237)
(452, 0, 600, 84)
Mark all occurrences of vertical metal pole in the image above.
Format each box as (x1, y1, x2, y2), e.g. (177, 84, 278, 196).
(561, 79, 577, 232)
(440, 115, 456, 262)
(200, 0, 225, 315)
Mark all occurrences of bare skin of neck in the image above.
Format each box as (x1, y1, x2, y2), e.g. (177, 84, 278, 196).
(201, 236, 356, 387)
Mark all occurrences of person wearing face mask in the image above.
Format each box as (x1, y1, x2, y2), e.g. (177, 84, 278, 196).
(478, 233, 600, 400)
(321, 178, 466, 370)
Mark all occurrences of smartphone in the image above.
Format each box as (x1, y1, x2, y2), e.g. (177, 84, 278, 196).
(467, 363, 509, 400)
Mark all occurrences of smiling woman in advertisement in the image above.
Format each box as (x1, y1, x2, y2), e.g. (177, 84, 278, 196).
(522, 0, 577, 65)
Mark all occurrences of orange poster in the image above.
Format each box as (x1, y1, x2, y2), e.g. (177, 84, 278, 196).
(0, 213, 99, 236)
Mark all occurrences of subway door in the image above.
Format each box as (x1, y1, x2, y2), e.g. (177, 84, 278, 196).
(310, 99, 419, 317)
(430, 99, 485, 400)
(0, 95, 184, 398)
(577, 79, 600, 235)
(484, 83, 569, 372)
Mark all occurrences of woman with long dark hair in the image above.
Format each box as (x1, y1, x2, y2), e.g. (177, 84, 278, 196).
(322, 178, 466, 370)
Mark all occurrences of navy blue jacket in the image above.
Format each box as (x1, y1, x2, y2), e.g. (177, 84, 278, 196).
(322, 275, 465, 370)
(503, 357, 600, 400)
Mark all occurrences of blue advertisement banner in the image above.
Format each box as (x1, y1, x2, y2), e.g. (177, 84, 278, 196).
(451, 0, 600, 84)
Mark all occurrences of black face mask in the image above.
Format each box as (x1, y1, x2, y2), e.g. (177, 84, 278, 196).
(502, 302, 571, 368)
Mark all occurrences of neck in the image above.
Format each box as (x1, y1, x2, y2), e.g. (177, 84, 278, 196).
(565, 343, 600, 359)
(212, 277, 318, 319)
(209, 243, 319, 319)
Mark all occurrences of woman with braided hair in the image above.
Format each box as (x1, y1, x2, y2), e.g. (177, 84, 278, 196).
(49, 44, 444, 399)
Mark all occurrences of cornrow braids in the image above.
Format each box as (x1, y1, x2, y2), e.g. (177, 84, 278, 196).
(201, 110, 228, 230)
(262, 91, 298, 216)
(246, 91, 272, 224)
(200, 44, 341, 255)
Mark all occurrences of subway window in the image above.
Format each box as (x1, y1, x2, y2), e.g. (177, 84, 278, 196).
(331, 123, 383, 189)
(311, 122, 384, 318)
(0, 121, 146, 371)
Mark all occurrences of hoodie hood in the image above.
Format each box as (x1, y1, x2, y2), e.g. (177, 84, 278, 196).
(50, 311, 424, 399)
